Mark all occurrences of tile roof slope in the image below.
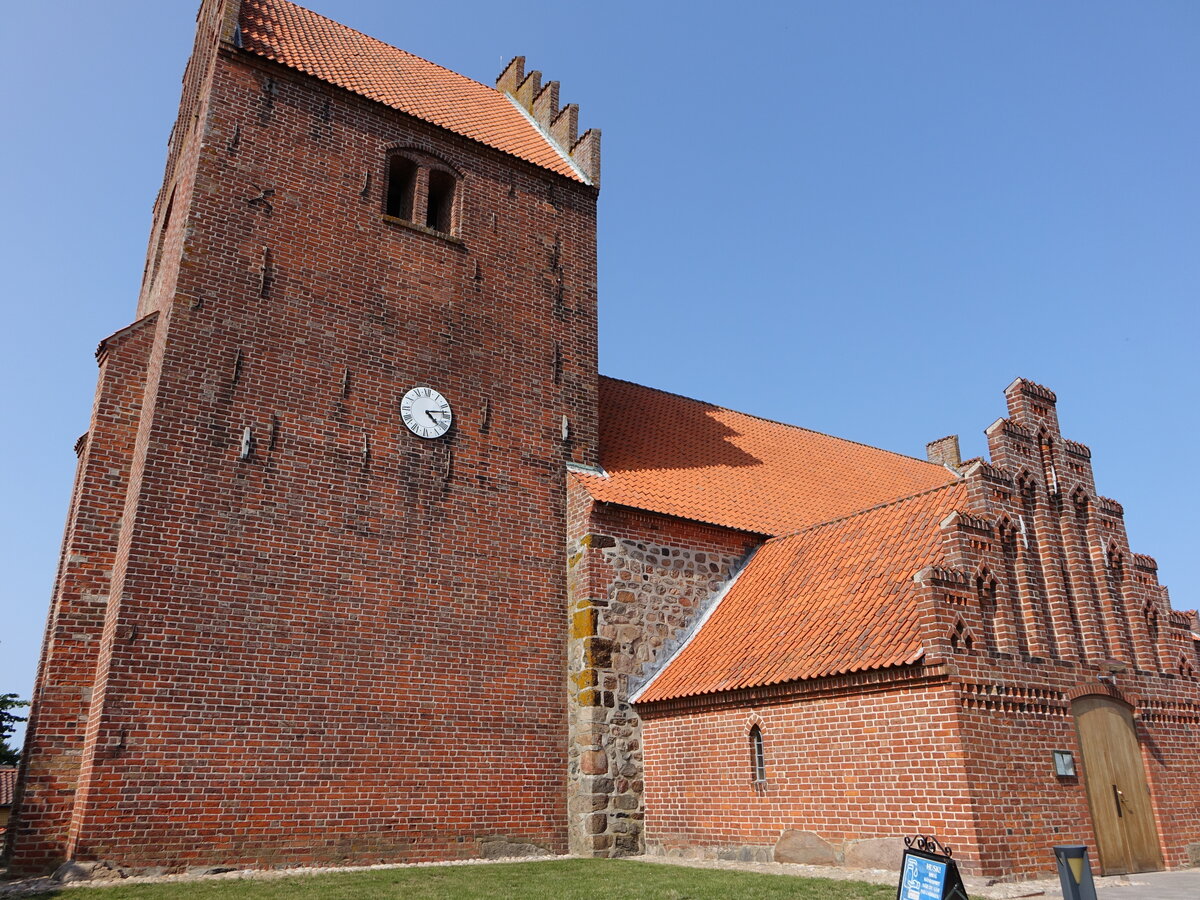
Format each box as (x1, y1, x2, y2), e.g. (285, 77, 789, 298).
(0, 766, 15, 806)
(576, 377, 958, 536)
(637, 481, 967, 703)
(238, 0, 582, 182)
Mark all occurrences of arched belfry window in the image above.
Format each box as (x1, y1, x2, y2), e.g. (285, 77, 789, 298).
(385, 155, 417, 220)
(383, 150, 458, 236)
(749, 725, 766, 784)
(425, 168, 455, 232)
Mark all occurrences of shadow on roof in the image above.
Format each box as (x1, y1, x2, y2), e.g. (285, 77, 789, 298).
(599, 378, 763, 475)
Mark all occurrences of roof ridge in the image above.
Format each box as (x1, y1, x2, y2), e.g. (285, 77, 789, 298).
(256, 0, 499, 94)
(599, 374, 950, 470)
(777, 480, 964, 540)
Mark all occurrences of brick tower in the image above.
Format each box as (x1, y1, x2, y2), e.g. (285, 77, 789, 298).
(8, 0, 598, 873)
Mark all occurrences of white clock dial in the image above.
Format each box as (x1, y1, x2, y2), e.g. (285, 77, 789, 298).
(400, 386, 452, 439)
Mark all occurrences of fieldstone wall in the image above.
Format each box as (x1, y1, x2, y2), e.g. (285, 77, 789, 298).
(565, 493, 758, 855)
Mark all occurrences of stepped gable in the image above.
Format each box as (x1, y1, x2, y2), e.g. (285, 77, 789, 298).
(238, 0, 585, 181)
(574, 377, 958, 536)
(636, 481, 967, 703)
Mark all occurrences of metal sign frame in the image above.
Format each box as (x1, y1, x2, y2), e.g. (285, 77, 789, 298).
(896, 835, 969, 900)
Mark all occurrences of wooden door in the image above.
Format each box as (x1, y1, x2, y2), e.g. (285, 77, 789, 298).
(1073, 696, 1164, 875)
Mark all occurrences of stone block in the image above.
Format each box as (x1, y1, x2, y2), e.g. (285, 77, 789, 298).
(580, 749, 608, 775)
(53, 861, 99, 883)
(584, 637, 613, 668)
(569, 793, 609, 814)
(1188, 842, 1200, 867)
(615, 625, 641, 643)
(570, 607, 597, 639)
(844, 837, 906, 870)
(613, 793, 639, 811)
(586, 813, 608, 835)
(774, 830, 837, 866)
(573, 706, 608, 726)
(480, 840, 550, 859)
(571, 668, 597, 689)
(614, 832, 641, 854)
(580, 776, 613, 794)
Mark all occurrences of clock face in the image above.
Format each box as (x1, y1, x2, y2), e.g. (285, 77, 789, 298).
(400, 386, 452, 439)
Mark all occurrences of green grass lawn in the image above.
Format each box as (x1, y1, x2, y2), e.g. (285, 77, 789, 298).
(30, 858, 906, 899)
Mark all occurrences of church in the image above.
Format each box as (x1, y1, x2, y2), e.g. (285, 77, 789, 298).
(7, 0, 1198, 881)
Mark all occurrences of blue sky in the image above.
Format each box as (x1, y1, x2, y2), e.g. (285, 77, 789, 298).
(1, 1, 1197, 746)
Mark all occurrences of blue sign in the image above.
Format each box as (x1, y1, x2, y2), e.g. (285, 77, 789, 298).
(899, 853, 948, 900)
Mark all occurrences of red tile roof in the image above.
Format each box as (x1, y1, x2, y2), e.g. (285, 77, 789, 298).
(238, 1, 583, 181)
(576, 377, 958, 536)
(0, 766, 15, 807)
(636, 482, 967, 703)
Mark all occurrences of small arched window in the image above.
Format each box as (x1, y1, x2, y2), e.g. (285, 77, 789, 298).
(749, 725, 766, 784)
(425, 168, 455, 232)
(385, 155, 418, 220)
(383, 151, 458, 236)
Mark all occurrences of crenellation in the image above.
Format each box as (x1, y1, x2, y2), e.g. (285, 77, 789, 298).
(514, 70, 542, 110)
(531, 81, 560, 130)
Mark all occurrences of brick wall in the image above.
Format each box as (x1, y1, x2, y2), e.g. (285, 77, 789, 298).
(5, 318, 158, 872)
(640, 658, 1199, 877)
(11, 0, 597, 872)
(640, 679, 983, 868)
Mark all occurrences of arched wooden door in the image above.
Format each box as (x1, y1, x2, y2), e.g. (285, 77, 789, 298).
(1072, 696, 1163, 875)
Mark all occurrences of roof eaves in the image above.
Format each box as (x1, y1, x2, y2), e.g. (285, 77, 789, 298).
(642, 654, 931, 705)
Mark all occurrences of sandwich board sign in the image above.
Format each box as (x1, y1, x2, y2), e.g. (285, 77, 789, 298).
(897, 836, 968, 900)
